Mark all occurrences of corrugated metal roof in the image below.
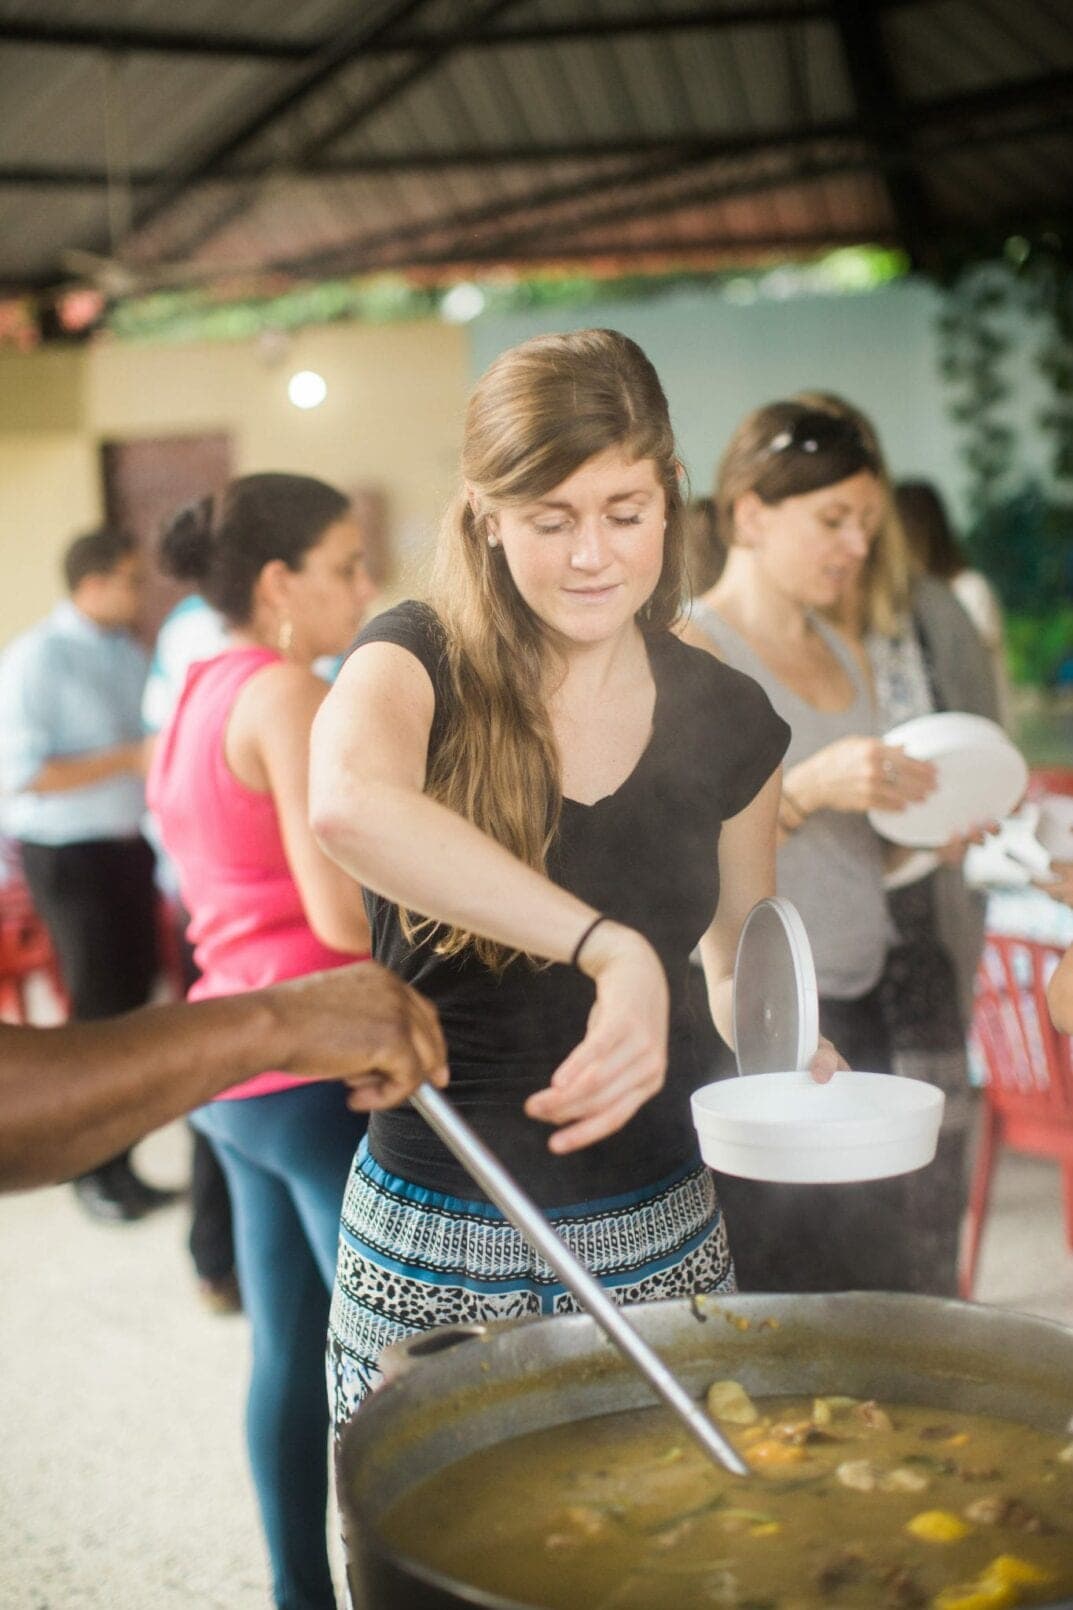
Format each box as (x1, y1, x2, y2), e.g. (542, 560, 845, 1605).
(0, 0, 1070, 299)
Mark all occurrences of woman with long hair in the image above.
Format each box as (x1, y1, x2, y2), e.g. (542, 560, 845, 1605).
(809, 396, 999, 1033)
(683, 400, 955, 1294)
(310, 329, 838, 1430)
(148, 474, 445, 1610)
(808, 395, 999, 1296)
(896, 477, 1012, 728)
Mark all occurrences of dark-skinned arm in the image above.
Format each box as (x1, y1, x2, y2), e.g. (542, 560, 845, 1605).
(0, 964, 447, 1192)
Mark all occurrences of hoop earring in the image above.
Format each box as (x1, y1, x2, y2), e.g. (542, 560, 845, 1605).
(277, 617, 294, 656)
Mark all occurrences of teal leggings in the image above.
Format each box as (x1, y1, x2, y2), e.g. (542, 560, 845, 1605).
(193, 1083, 365, 1610)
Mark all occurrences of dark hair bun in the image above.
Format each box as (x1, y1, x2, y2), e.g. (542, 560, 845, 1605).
(158, 494, 215, 582)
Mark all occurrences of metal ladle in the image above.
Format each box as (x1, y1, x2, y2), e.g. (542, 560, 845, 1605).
(411, 1083, 748, 1477)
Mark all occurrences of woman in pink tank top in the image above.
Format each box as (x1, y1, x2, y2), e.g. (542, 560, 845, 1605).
(148, 474, 376, 1610)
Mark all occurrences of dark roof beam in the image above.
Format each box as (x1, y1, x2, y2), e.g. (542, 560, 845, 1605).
(0, 8, 832, 65)
(265, 92, 1073, 281)
(0, 19, 312, 59)
(113, 0, 441, 246)
(359, 154, 880, 273)
(426, 4, 834, 50)
(0, 2, 949, 62)
(830, 0, 932, 268)
(290, 0, 529, 163)
(277, 148, 727, 278)
(7, 66, 1071, 193)
(158, 0, 531, 262)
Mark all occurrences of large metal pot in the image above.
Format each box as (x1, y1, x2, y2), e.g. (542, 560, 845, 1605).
(337, 1292, 1073, 1610)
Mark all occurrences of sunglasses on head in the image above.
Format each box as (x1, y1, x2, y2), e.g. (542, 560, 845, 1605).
(766, 410, 869, 457)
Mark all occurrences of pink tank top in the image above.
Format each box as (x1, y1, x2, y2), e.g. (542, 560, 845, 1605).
(147, 646, 365, 1100)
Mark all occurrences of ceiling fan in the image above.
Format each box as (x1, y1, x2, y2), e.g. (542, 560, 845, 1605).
(58, 55, 235, 300)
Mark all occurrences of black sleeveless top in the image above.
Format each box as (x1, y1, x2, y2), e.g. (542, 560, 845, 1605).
(353, 601, 790, 1207)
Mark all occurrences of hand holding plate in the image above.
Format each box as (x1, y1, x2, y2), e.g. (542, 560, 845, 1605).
(790, 737, 936, 817)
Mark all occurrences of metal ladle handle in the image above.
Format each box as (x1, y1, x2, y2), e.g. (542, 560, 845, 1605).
(410, 1083, 748, 1478)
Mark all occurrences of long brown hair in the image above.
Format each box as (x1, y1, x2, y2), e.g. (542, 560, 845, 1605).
(792, 391, 914, 639)
(415, 327, 684, 969)
(159, 473, 349, 625)
(715, 394, 911, 639)
(895, 479, 966, 581)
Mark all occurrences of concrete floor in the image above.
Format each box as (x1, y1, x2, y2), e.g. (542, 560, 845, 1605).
(1, 1114, 1071, 1610)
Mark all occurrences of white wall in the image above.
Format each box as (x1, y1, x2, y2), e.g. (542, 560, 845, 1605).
(85, 320, 467, 556)
(0, 434, 100, 644)
(0, 277, 1057, 652)
(470, 279, 968, 515)
(0, 320, 469, 647)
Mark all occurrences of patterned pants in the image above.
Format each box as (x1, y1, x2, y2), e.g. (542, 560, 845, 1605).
(327, 1141, 734, 1435)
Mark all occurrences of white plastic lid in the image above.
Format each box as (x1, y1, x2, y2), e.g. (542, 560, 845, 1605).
(691, 896, 946, 1183)
(733, 897, 819, 1076)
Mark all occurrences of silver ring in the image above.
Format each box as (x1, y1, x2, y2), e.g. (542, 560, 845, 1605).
(882, 758, 897, 782)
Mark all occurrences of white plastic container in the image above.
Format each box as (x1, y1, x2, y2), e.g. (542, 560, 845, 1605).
(691, 897, 945, 1184)
(691, 1067, 945, 1183)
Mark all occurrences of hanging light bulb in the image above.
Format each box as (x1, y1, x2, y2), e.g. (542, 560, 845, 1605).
(288, 370, 327, 409)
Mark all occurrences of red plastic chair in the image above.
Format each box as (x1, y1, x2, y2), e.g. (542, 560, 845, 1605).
(960, 933, 1073, 1298)
(1026, 766, 1073, 802)
(155, 893, 192, 1000)
(0, 881, 68, 1023)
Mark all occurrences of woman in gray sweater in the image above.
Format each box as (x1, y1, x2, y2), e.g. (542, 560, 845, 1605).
(684, 398, 981, 1296)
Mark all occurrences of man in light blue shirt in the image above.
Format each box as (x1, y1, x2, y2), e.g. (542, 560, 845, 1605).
(0, 527, 174, 1222)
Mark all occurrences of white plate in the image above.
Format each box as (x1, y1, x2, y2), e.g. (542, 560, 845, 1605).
(691, 1069, 945, 1183)
(883, 849, 940, 891)
(868, 712, 1028, 849)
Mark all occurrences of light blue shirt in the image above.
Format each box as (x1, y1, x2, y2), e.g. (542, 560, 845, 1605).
(0, 600, 149, 844)
(141, 593, 228, 734)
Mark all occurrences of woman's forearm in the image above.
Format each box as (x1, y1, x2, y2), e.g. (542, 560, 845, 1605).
(313, 778, 598, 965)
(29, 743, 145, 794)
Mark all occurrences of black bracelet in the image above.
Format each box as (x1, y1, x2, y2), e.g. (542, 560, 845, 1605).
(571, 913, 610, 970)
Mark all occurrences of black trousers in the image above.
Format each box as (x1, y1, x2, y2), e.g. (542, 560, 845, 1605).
(20, 835, 159, 1178)
(172, 906, 235, 1282)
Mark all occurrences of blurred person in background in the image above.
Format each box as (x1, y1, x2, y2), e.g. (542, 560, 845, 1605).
(683, 494, 727, 597)
(0, 526, 174, 1223)
(149, 474, 378, 1610)
(812, 394, 1000, 1297)
(896, 478, 1012, 729)
(143, 584, 239, 1313)
(806, 396, 1000, 1032)
(685, 398, 985, 1295)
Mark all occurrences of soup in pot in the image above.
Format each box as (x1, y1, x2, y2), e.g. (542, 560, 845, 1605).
(380, 1387, 1073, 1609)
